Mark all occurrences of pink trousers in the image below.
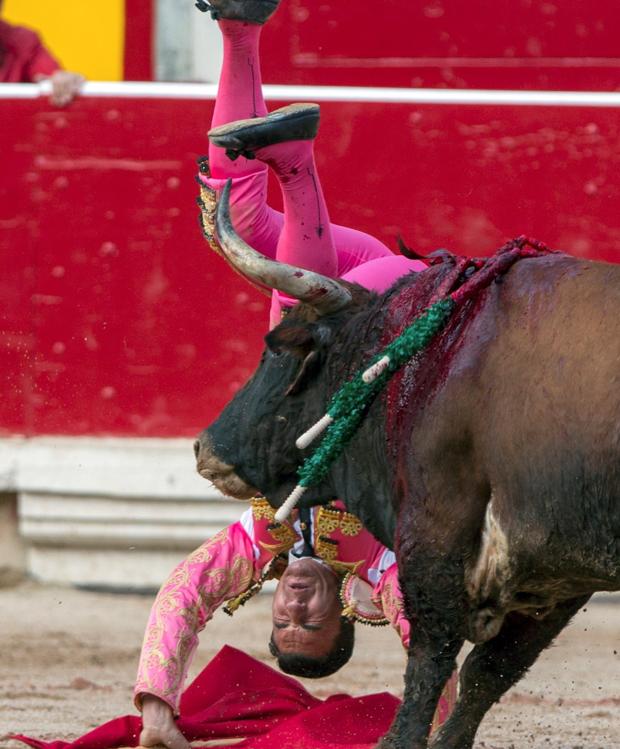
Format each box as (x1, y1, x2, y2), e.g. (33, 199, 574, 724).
(204, 20, 424, 325)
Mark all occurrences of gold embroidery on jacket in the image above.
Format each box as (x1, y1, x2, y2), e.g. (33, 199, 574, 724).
(251, 497, 299, 556)
(139, 533, 254, 701)
(268, 522, 298, 547)
(251, 496, 275, 521)
(258, 523, 298, 557)
(316, 506, 341, 534)
(339, 512, 363, 537)
(315, 535, 338, 562)
(315, 504, 363, 539)
(195, 155, 220, 259)
(376, 578, 407, 638)
(314, 536, 363, 576)
(313, 504, 364, 574)
(339, 572, 389, 626)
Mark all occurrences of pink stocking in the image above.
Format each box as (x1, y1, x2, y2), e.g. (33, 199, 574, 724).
(253, 139, 338, 276)
(202, 19, 282, 256)
(209, 20, 267, 178)
(252, 139, 340, 326)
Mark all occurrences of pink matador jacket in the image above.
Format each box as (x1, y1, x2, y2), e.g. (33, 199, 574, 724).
(134, 498, 458, 725)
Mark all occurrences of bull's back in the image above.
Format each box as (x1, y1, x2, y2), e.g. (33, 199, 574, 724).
(479, 254, 620, 450)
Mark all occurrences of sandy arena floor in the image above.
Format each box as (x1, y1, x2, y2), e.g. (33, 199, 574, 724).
(0, 581, 618, 748)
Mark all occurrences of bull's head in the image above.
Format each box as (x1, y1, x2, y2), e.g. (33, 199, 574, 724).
(194, 181, 377, 510)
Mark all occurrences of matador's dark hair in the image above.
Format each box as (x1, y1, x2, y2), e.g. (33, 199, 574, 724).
(268, 618, 355, 678)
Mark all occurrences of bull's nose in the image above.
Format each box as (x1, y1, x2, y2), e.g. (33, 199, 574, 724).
(193, 430, 258, 500)
(194, 430, 213, 465)
(194, 431, 234, 479)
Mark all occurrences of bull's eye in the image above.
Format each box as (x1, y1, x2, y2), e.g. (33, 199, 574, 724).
(275, 415, 287, 423)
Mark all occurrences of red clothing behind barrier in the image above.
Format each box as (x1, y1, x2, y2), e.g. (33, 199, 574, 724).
(0, 19, 60, 82)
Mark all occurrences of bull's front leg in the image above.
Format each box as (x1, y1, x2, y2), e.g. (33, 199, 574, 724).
(378, 544, 467, 749)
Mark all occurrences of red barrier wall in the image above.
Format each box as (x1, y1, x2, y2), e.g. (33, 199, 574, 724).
(261, 0, 620, 91)
(1, 95, 264, 438)
(2, 93, 619, 438)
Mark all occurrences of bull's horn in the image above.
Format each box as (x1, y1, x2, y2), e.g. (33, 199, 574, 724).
(215, 179, 352, 314)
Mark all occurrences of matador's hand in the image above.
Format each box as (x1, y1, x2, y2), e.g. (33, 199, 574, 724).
(140, 694, 191, 749)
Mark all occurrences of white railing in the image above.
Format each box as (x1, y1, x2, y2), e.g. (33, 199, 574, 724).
(3, 81, 620, 107)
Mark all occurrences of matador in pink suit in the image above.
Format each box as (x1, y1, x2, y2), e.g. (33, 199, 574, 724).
(137, 2, 453, 747)
(136, 499, 458, 749)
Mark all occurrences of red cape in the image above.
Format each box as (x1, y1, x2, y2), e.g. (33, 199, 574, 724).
(12, 645, 400, 749)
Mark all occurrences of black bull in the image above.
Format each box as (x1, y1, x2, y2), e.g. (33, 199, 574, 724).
(195, 219, 620, 747)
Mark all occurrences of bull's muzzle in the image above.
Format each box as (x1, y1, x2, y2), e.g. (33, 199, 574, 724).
(193, 431, 258, 500)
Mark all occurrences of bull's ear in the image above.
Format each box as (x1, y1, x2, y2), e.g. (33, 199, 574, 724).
(266, 320, 332, 396)
(266, 321, 326, 359)
(285, 350, 320, 396)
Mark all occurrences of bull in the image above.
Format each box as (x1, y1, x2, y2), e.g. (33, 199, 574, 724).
(195, 183, 620, 749)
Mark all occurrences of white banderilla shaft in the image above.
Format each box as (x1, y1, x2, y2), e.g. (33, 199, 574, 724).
(362, 355, 390, 384)
(295, 414, 334, 449)
(274, 484, 308, 523)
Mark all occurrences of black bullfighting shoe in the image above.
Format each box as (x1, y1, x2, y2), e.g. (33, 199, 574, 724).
(208, 103, 320, 161)
(194, 0, 280, 24)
